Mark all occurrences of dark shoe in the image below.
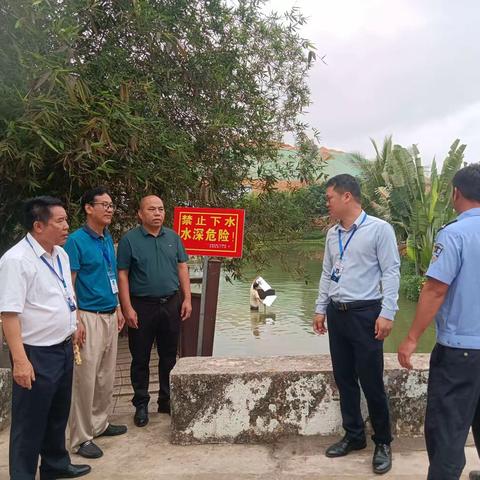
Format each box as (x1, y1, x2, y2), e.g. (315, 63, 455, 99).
(40, 463, 91, 479)
(77, 440, 103, 459)
(470, 472, 480, 480)
(157, 399, 171, 415)
(134, 404, 149, 427)
(98, 423, 128, 437)
(325, 435, 367, 458)
(372, 443, 392, 475)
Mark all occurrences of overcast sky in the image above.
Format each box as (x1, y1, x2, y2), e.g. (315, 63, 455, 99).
(267, 0, 480, 166)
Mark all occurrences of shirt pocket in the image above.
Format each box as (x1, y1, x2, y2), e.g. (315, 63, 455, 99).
(28, 269, 65, 306)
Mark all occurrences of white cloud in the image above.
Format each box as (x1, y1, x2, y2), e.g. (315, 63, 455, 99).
(362, 102, 480, 166)
(268, 0, 428, 40)
(266, 0, 480, 166)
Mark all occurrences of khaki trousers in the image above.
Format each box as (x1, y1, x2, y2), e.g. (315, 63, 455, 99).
(68, 310, 118, 451)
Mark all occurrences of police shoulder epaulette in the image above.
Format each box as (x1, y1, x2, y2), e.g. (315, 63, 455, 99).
(437, 219, 458, 232)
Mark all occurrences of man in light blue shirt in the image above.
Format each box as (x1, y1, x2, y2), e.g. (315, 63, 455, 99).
(313, 174, 400, 475)
(315, 210, 400, 321)
(399, 163, 480, 480)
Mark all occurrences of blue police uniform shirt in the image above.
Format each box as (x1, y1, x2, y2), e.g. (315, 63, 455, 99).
(426, 207, 480, 349)
(64, 225, 118, 311)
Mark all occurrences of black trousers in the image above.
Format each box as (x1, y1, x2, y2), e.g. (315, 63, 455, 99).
(426, 343, 480, 480)
(10, 339, 73, 480)
(327, 301, 392, 445)
(128, 293, 181, 408)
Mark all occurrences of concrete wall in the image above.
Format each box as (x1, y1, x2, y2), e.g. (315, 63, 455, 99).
(0, 368, 11, 431)
(170, 354, 430, 444)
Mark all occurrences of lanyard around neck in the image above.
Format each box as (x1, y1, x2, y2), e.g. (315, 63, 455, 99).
(83, 226, 112, 268)
(25, 236, 67, 289)
(338, 213, 367, 260)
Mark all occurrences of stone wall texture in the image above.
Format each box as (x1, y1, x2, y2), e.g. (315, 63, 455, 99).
(0, 368, 12, 431)
(170, 353, 430, 444)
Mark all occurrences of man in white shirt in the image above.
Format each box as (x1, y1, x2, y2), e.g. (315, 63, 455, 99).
(0, 197, 91, 480)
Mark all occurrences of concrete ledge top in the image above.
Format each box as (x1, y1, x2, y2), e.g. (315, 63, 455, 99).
(173, 353, 430, 375)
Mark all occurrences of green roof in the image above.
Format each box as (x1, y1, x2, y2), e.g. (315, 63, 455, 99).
(323, 152, 361, 178)
(247, 147, 361, 181)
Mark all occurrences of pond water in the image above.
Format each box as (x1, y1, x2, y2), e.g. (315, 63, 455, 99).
(211, 240, 436, 357)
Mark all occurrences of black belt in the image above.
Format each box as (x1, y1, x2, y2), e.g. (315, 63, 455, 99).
(24, 336, 72, 348)
(52, 335, 72, 347)
(81, 307, 117, 315)
(132, 292, 178, 304)
(330, 299, 381, 311)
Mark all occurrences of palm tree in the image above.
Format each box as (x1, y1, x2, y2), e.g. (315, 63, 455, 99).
(356, 138, 466, 275)
(403, 140, 466, 274)
(352, 136, 393, 222)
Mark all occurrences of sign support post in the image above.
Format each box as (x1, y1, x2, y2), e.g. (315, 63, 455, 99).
(197, 256, 209, 356)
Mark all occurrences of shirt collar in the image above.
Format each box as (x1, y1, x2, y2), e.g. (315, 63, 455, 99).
(457, 207, 480, 221)
(83, 223, 106, 239)
(335, 210, 366, 232)
(26, 233, 59, 259)
(140, 225, 164, 237)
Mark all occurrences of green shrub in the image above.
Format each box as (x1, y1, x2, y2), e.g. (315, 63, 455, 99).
(400, 274, 425, 302)
(400, 258, 416, 276)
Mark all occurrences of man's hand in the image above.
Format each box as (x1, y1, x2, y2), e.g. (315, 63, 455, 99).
(375, 316, 393, 340)
(180, 299, 192, 321)
(313, 313, 327, 335)
(398, 336, 418, 369)
(124, 306, 138, 329)
(2, 312, 35, 389)
(73, 321, 86, 348)
(117, 308, 126, 331)
(13, 359, 35, 389)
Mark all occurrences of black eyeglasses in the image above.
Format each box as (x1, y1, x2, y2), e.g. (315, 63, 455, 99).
(90, 202, 116, 211)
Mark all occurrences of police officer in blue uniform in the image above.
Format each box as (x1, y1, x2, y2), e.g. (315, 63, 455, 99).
(398, 163, 480, 480)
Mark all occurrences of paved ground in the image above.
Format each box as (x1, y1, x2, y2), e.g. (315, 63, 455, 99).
(1, 418, 479, 480)
(0, 338, 479, 479)
(111, 335, 162, 415)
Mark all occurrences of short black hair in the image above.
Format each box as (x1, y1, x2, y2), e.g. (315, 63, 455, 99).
(453, 163, 480, 202)
(325, 174, 362, 202)
(23, 196, 64, 231)
(80, 186, 111, 213)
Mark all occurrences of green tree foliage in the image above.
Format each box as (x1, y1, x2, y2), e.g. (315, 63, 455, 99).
(0, 0, 318, 255)
(227, 183, 327, 276)
(241, 183, 327, 238)
(355, 138, 466, 274)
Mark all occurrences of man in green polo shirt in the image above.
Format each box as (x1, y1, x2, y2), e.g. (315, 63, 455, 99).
(117, 195, 192, 427)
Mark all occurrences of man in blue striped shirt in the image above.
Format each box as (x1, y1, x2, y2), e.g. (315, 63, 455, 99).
(313, 174, 400, 475)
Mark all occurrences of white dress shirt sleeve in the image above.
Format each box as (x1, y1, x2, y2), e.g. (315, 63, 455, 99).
(0, 256, 27, 314)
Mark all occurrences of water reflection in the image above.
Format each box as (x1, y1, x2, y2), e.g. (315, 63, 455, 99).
(250, 311, 276, 338)
(213, 240, 436, 357)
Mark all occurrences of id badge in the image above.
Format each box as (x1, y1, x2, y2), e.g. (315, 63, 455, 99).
(67, 296, 77, 312)
(330, 260, 344, 283)
(108, 270, 119, 294)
